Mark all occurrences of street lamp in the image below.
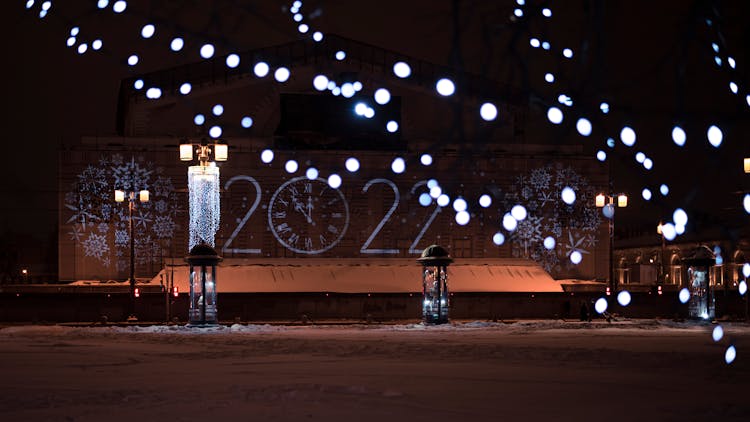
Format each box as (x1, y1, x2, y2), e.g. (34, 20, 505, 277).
(595, 192, 628, 292)
(657, 222, 668, 284)
(115, 186, 150, 321)
(744, 157, 749, 174)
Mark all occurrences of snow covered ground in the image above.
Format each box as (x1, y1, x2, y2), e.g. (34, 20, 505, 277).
(1, 319, 748, 421)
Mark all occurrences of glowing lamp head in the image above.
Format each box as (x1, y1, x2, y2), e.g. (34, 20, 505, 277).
(617, 194, 628, 207)
(139, 190, 150, 203)
(214, 143, 228, 161)
(180, 144, 194, 161)
(134, 287, 140, 298)
(114, 190, 126, 203)
(595, 193, 606, 208)
(745, 157, 750, 173)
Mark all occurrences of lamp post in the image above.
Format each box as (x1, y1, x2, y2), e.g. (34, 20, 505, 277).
(595, 192, 628, 292)
(656, 222, 668, 285)
(115, 186, 150, 321)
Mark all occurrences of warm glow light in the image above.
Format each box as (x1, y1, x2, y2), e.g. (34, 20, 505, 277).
(139, 190, 149, 202)
(744, 158, 750, 173)
(595, 193, 605, 208)
(214, 144, 228, 161)
(180, 144, 193, 161)
(114, 190, 125, 202)
(617, 194, 628, 207)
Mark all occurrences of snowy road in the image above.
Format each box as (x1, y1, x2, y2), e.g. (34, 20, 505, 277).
(1, 320, 748, 421)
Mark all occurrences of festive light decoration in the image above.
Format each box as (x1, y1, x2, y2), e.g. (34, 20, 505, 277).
(188, 165, 220, 250)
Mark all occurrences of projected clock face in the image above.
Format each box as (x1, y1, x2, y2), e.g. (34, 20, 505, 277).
(268, 177, 350, 254)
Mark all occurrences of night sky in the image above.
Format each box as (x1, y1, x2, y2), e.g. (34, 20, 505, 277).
(3, 0, 749, 277)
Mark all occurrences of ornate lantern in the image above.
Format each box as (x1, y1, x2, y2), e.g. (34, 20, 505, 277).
(683, 246, 716, 320)
(417, 245, 453, 324)
(186, 243, 222, 326)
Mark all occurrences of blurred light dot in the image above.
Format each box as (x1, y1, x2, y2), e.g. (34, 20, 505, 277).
(739, 280, 747, 295)
(353, 81, 363, 91)
(127, 54, 138, 66)
(660, 184, 669, 196)
(328, 174, 342, 189)
(335, 50, 346, 60)
(707, 125, 723, 147)
(672, 126, 686, 147)
(602, 203, 615, 219)
(393, 62, 411, 78)
(313, 31, 323, 42)
(711, 42, 719, 52)
(643, 158, 653, 170)
(715, 56, 722, 66)
(530, 38, 540, 48)
(193, 114, 205, 125)
(437, 194, 450, 208)
(70, 26, 80, 36)
(212, 104, 224, 116)
(293, 1, 302, 8)
(712, 326, 724, 342)
(673, 208, 688, 226)
(743, 193, 750, 214)
(260, 149, 274, 163)
(420, 154, 433, 166)
(141, 24, 155, 39)
(543, 236, 555, 250)
(429, 186, 442, 199)
(436, 78, 455, 96)
(728, 57, 736, 69)
(285, 160, 299, 173)
(241, 116, 253, 128)
(617, 291, 632, 306)
(561, 187, 576, 204)
(594, 297, 607, 313)
(293, 13, 302, 22)
(492, 232, 505, 246)
(661, 223, 677, 241)
(39, 9, 48, 18)
(642, 188, 652, 201)
(576, 118, 592, 136)
(419, 193, 432, 207)
(570, 250, 583, 264)
(208, 126, 222, 138)
(730, 81, 738, 94)
(600, 102, 610, 113)
(332, 87, 341, 96)
(97, 0, 109, 9)
(254, 62, 269, 77)
(453, 198, 468, 212)
(133, 79, 144, 90)
(313, 75, 328, 91)
(354, 103, 367, 116)
(545, 73, 554, 83)
(514, 8, 523, 17)
(606, 138, 615, 148)
(226, 54, 240, 68)
(542, 41, 550, 50)
(170, 38, 184, 52)
(563, 48, 573, 58)
(66, 36, 76, 47)
(179, 83, 191, 95)
(502, 213, 517, 231)
(596, 150, 607, 162)
(391, 157, 406, 174)
(542, 8, 552, 17)
(479, 194, 492, 208)
(455, 211, 470, 225)
(200, 44, 214, 59)
(511, 204, 527, 221)
(113, 1, 127, 13)
(743, 263, 750, 278)
(547, 107, 563, 124)
(274, 67, 290, 83)
(341, 83, 355, 98)
(92, 39, 102, 50)
(480, 103, 498, 121)
(427, 179, 439, 189)
(678, 288, 690, 304)
(306, 167, 319, 180)
(675, 224, 685, 235)
(725, 345, 736, 364)
(364, 107, 375, 119)
(386, 120, 399, 133)
(298, 24, 309, 33)
(620, 126, 636, 146)
(374, 88, 391, 105)
(146, 87, 161, 99)
(345, 157, 360, 172)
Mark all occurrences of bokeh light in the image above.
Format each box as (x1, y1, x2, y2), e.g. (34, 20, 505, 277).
(285, 160, 299, 173)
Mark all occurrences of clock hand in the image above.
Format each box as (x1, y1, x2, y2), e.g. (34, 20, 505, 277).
(294, 199, 313, 224)
(306, 195, 315, 225)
